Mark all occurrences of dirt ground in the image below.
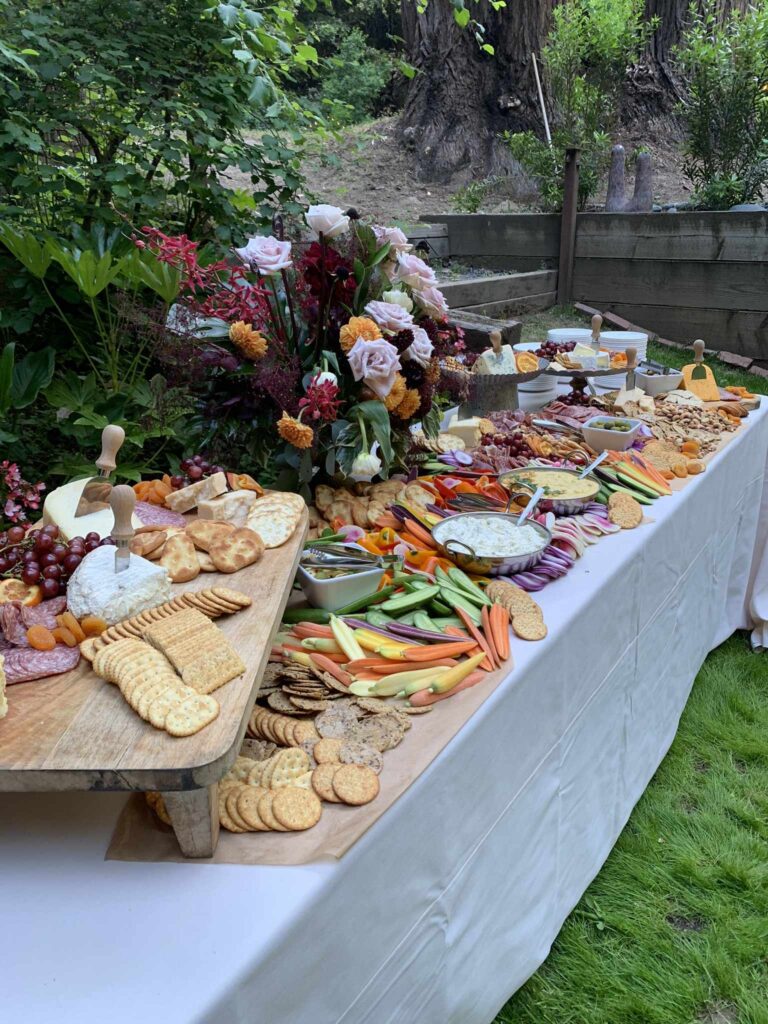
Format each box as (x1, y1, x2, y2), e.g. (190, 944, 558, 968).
(270, 115, 691, 224)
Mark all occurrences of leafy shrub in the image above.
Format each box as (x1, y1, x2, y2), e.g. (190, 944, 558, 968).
(314, 27, 394, 124)
(504, 0, 652, 210)
(451, 177, 502, 213)
(0, 0, 320, 240)
(676, 3, 768, 209)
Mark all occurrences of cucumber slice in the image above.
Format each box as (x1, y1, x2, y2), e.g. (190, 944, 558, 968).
(379, 585, 441, 613)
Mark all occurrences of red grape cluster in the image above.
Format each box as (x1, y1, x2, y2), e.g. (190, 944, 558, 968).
(0, 524, 113, 599)
(169, 454, 225, 490)
(560, 379, 591, 407)
(480, 432, 534, 458)
(534, 340, 576, 359)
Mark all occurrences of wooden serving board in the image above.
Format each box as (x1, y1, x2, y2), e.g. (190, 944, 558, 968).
(0, 510, 307, 857)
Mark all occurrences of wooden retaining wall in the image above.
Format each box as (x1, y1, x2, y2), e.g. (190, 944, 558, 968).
(420, 212, 768, 358)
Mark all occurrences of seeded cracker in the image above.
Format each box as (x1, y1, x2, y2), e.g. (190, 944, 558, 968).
(331, 764, 380, 806)
(512, 613, 548, 641)
(258, 791, 290, 830)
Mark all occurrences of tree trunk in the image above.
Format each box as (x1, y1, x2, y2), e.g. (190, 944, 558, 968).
(399, 0, 552, 182)
(625, 0, 749, 117)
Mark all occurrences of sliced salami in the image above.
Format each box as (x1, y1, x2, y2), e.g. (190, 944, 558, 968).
(20, 595, 67, 631)
(0, 604, 28, 646)
(4, 643, 80, 685)
(135, 501, 186, 529)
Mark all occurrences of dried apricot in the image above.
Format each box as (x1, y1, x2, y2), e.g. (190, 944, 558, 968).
(57, 611, 86, 642)
(51, 626, 77, 647)
(79, 615, 108, 637)
(26, 625, 56, 650)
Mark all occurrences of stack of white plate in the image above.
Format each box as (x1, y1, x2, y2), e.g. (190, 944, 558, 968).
(546, 328, 593, 345)
(593, 330, 648, 391)
(511, 340, 558, 409)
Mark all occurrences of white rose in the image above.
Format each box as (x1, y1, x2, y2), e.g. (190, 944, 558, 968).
(382, 289, 414, 313)
(234, 235, 292, 275)
(349, 448, 383, 483)
(414, 285, 449, 319)
(404, 326, 434, 368)
(305, 204, 349, 239)
(364, 299, 414, 334)
(392, 252, 437, 289)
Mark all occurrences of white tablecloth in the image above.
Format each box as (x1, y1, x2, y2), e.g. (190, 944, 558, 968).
(3, 403, 768, 1024)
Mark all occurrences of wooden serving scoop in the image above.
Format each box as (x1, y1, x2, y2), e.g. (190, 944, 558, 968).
(110, 484, 136, 573)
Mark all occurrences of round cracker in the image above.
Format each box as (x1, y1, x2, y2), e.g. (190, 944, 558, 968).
(226, 786, 253, 831)
(237, 787, 271, 831)
(512, 613, 548, 641)
(339, 741, 383, 774)
(331, 764, 380, 806)
(311, 764, 342, 803)
(271, 788, 322, 831)
(257, 791, 290, 831)
(219, 793, 246, 833)
(313, 737, 343, 764)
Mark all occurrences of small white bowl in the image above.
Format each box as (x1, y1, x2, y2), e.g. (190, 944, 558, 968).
(582, 416, 642, 452)
(635, 367, 683, 397)
(296, 559, 384, 612)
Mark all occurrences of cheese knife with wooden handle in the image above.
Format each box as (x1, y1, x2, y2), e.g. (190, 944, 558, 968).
(110, 484, 136, 573)
(74, 424, 125, 516)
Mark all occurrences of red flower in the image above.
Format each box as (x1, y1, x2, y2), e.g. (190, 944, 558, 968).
(298, 375, 343, 423)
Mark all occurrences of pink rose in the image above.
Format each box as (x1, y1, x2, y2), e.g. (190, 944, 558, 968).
(305, 204, 349, 239)
(392, 252, 437, 289)
(414, 285, 449, 319)
(347, 337, 401, 400)
(372, 224, 412, 254)
(235, 235, 292, 275)
(404, 326, 434, 368)
(364, 300, 414, 333)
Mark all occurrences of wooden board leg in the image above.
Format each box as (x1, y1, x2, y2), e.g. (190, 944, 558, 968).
(162, 784, 219, 858)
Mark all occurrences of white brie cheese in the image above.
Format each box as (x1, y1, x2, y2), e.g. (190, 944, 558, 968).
(66, 545, 172, 625)
(43, 479, 141, 542)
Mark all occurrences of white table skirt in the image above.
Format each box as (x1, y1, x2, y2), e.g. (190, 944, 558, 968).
(3, 403, 768, 1024)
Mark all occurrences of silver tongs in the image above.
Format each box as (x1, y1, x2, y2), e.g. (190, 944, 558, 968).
(301, 543, 384, 571)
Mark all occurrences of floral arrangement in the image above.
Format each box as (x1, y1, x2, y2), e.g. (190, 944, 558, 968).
(139, 205, 464, 488)
(0, 461, 45, 527)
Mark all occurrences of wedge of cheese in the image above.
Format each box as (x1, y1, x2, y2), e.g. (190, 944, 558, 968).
(164, 472, 227, 514)
(197, 489, 257, 523)
(447, 416, 483, 447)
(43, 478, 141, 542)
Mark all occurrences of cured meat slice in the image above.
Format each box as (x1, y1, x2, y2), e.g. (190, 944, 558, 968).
(4, 643, 80, 685)
(20, 595, 67, 630)
(0, 604, 28, 646)
(135, 501, 186, 529)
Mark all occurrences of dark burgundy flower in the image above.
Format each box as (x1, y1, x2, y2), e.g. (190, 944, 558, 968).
(390, 329, 414, 355)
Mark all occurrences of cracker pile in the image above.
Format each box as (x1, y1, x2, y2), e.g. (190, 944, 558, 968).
(132, 520, 264, 583)
(485, 580, 547, 641)
(246, 491, 305, 549)
(94, 638, 220, 736)
(607, 491, 643, 529)
(78, 586, 250, 663)
(143, 608, 245, 694)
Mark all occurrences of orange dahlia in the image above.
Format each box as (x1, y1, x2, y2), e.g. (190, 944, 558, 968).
(339, 316, 381, 353)
(383, 373, 407, 411)
(229, 321, 268, 360)
(277, 411, 314, 450)
(394, 388, 421, 420)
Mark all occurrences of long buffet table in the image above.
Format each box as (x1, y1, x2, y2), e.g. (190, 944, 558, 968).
(4, 401, 768, 1024)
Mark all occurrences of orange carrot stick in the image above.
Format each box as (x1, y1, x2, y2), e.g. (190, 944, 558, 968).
(491, 603, 511, 661)
(401, 519, 436, 549)
(408, 670, 486, 705)
(481, 604, 499, 665)
(444, 625, 470, 640)
(345, 658, 396, 671)
(292, 622, 334, 638)
(402, 640, 478, 662)
(455, 607, 496, 671)
(309, 652, 353, 685)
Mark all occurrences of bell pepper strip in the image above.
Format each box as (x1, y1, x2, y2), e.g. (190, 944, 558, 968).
(408, 669, 486, 706)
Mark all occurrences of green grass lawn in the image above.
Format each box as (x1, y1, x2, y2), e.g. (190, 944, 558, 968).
(496, 309, 768, 1024)
(496, 634, 768, 1024)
